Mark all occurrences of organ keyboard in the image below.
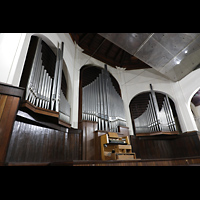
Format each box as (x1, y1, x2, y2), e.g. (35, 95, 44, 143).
(100, 132, 136, 160)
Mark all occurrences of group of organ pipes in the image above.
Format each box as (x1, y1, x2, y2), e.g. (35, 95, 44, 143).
(134, 84, 177, 134)
(25, 37, 71, 124)
(24, 36, 177, 136)
(82, 65, 126, 132)
(81, 65, 136, 160)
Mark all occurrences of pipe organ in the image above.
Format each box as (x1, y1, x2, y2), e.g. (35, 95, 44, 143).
(134, 84, 177, 134)
(24, 36, 70, 124)
(82, 65, 126, 132)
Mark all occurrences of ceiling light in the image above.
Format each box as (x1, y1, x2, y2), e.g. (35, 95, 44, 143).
(176, 59, 181, 65)
(184, 50, 188, 54)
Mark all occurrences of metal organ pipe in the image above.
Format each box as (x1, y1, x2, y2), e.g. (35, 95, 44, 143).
(56, 42, 64, 112)
(51, 47, 60, 111)
(82, 65, 127, 132)
(26, 38, 42, 104)
(164, 95, 176, 131)
(133, 84, 177, 134)
(25, 37, 71, 125)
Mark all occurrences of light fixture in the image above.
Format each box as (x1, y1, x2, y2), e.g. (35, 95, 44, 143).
(184, 50, 188, 54)
(176, 59, 181, 65)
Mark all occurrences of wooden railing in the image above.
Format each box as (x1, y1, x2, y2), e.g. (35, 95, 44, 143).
(5, 156, 200, 166)
(0, 82, 24, 165)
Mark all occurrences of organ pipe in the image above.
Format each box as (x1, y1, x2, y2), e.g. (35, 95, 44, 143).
(25, 37, 70, 124)
(134, 84, 177, 134)
(82, 65, 126, 132)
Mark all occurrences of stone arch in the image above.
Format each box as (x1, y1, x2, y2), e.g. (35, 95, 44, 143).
(127, 86, 176, 107)
(129, 88, 181, 135)
(13, 33, 73, 96)
(189, 86, 200, 131)
(78, 64, 123, 125)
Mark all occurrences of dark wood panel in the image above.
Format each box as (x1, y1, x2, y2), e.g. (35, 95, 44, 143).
(0, 95, 20, 163)
(94, 130, 109, 160)
(79, 120, 98, 160)
(48, 156, 200, 166)
(130, 132, 200, 159)
(5, 156, 200, 166)
(0, 82, 24, 99)
(0, 83, 24, 164)
(79, 120, 130, 160)
(6, 120, 81, 163)
(69, 33, 151, 70)
(0, 95, 7, 118)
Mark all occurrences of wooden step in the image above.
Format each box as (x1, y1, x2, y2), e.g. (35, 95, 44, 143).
(116, 152, 136, 160)
(118, 144, 132, 149)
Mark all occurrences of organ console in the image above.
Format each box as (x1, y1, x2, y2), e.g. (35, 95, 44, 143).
(100, 132, 136, 160)
(22, 36, 71, 125)
(82, 65, 126, 132)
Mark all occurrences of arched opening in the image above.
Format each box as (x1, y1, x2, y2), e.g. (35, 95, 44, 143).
(19, 35, 71, 126)
(80, 64, 121, 95)
(190, 88, 200, 131)
(78, 64, 125, 132)
(129, 85, 181, 136)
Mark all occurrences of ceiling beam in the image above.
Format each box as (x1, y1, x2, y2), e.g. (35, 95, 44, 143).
(120, 51, 126, 67)
(95, 38, 106, 54)
(88, 33, 97, 48)
(78, 33, 90, 45)
(70, 33, 152, 71)
(105, 43, 113, 58)
(114, 48, 122, 61)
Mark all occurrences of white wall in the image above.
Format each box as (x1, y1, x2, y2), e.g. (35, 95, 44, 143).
(1, 33, 200, 134)
(176, 68, 200, 132)
(0, 33, 27, 84)
(117, 67, 177, 135)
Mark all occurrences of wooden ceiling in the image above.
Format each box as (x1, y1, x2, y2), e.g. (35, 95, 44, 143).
(69, 33, 151, 70)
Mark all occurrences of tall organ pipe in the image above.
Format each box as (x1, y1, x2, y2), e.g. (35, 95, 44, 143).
(82, 65, 126, 132)
(56, 42, 64, 112)
(24, 37, 71, 125)
(133, 84, 177, 134)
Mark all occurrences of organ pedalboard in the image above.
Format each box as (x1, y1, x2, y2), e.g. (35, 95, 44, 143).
(100, 132, 136, 160)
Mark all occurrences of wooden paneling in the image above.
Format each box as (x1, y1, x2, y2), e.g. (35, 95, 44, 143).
(5, 156, 200, 166)
(0, 83, 24, 165)
(94, 130, 108, 160)
(0, 95, 20, 163)
(79, 120, 98, 160)
(6, 120, 81, 162)
(0, 82, 24, 99)
(21, 100, 59, 118)
(79, 120, 130, 160)
(130, 132, 200, 159)
(48, 156, 200, 166)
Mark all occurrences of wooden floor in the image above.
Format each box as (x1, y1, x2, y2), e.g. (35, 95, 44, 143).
(4, 156, 200, 166)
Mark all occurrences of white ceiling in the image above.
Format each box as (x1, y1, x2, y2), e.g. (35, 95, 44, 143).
(98, 33, 200, 81)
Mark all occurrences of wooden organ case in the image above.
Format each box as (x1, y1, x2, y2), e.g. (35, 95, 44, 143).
(79, 65, 136, 160)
